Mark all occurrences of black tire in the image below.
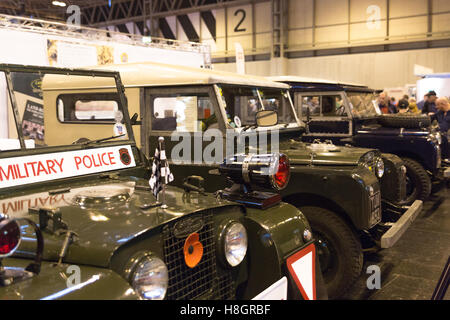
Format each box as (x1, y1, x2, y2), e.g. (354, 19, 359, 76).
(402, 157, 431, 204)
(299, 206, 363, 299)
(378, 114, 431, 129)
(431, 180, 445, 195)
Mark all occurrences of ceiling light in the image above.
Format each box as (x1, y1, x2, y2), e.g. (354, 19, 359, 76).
(52, 1, 67, 7)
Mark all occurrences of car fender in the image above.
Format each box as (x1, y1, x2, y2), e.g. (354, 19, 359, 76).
(282, 166, 379, 230)
(354, 133, 438, 172)
(0, 259, 138, 300)
(242, 203, 310, 299)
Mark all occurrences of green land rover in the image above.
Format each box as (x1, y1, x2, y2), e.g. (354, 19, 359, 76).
(0, 64, 326, 300)
(48, 62, 423, 298)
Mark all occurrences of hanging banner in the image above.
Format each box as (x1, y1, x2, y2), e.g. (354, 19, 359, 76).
(235, 42, 246, 75)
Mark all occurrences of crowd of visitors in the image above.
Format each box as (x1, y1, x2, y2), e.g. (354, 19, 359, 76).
(377, 90, 450, 136)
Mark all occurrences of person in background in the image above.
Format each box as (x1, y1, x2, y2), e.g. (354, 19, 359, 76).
(398, 99, 410, 113)
(433, 97, 450, 134)
(422, 91, 438, 115)
(408, 98, 420, 114)
(417, 94, 428, 111)
(390, 97, 397, 107)
(388, 96, 398, 114)
(378, 92, 388, 114)
(378, 92, 398, 114)
(433, 97, 450, 162)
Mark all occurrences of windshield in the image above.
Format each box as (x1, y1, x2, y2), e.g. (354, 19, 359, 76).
(0, 67, 133, 152)
(346, 92, 380, 118)
(217, 85, 300, 129)
(0, 66, 137, 191)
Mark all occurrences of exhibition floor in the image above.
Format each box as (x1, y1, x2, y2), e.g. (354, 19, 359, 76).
(344, 187, 450, 300)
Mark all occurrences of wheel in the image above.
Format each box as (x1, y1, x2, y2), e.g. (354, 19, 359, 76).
(402, 158, 431, 204)
(431, 180, 445, 195)
(299, 206, 363, 299)
(378, 114, 431, 129)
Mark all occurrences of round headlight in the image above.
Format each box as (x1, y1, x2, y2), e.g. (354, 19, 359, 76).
(130, 255, 168, 300)
(223, 222, 248, 267)
(375, 157, 385, 178)
(401, 165, 407, 175)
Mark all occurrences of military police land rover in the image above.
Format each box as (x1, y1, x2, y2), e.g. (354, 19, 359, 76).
(0, 64, 325, 300)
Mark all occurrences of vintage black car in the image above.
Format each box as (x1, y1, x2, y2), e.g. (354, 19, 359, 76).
(52, 62, 423, 298)
(0, 64, 326, 301)
(270, 76, 449, 204)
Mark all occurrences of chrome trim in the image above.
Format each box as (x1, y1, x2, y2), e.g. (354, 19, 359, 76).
(381, 200, 423, 248)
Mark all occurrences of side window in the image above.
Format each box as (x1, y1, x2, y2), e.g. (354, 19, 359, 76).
(301, 96, 320, 117)
(322, 95, 347, 117)
(152, 94, 215, 132)
(299, 95, 347, 118)
(57, 93, 119, 122)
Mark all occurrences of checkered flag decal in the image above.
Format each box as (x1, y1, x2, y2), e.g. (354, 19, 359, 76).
(149, 137, 174, 198)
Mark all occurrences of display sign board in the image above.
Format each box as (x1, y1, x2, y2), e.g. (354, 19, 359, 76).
(252, 277, 288, 300)
(227, 5, 253, 51)
(0, 145, 136, 189)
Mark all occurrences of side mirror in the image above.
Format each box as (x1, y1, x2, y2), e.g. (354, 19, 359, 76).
(130, 113, 142, 125)
(255, 110, 278, 127)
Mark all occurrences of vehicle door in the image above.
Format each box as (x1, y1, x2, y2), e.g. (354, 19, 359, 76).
(143, 86, 228, 190)
(296, 92, 352, 143)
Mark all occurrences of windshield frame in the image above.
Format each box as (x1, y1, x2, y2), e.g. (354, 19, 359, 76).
(213, 84, 303, 132)
(344, 90, 380, 118)
(0, 64, 136, 156)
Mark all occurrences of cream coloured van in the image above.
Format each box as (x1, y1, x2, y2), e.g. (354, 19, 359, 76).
(42, 61, 299, 157)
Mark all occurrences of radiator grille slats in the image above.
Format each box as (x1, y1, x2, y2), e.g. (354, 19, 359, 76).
(162, 212, 235, 300)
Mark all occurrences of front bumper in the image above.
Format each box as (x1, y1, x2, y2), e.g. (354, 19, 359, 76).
(380, 200, 423, 248)
(443, 160, 450, 179)
(444, 167, 450, 179)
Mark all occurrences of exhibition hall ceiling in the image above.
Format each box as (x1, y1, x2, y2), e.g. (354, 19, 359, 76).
(0, 0, 239, 22)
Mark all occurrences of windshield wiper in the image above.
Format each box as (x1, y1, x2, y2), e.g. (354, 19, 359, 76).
(81, 134, 126, 146)
(241, 124, 258, 132)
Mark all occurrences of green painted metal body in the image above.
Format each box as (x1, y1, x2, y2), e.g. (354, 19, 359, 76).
(1, 259, 139, 300)
(0, 64, 318, 300)
(0, 165, 313, 299)
(165, 127, 380, 232)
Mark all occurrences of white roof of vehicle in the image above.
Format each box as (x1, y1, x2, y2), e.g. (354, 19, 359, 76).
(267, 76, 367, 88)
(42, 62, 289, 90)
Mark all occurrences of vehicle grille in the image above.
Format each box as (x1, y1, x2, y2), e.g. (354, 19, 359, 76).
(370, 192, 381, 212)
(367, 158, 376, 170)
(380, 154, 406, 203)
(162, 211, 235, 300)
(216, 273, 235, 300)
